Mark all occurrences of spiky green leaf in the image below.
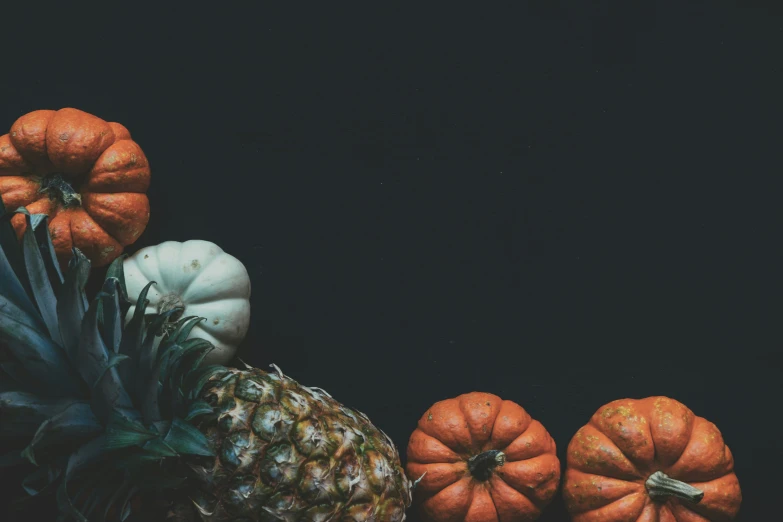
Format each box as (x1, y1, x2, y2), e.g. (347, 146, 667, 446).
(78, 298, 135, 424)
(21, 402, 102, 466)
(0, 301, 82, 395)
(166, 338, 214, 416)
(21, 464, 62, 496)
(118, 484, 139, 521)
(56, 249, 91, 365)
(185, 400, 214, 421)
(93, 353, 131, 389)
(118, 282, 154, 393)
(56, 435, 108, 522)
(32, 210, 64, 290)
(185, 365, 230, 401)
(134, 306, 180, 402)
(160, 337, 211, 397)
(141, 353, 165, 424)
(145, 305, 180, 339)
(101, 481, 132, 522)
(78, 482, 105, 519)
(151, 420, 169, 434)
(0, 362, 38, 394)
(104, 410, 159, 449)
(98, 278, 123, 353)
(172, 315, 204, 345)
(0, 205, 38, 319)
(77, 473, 127, 522)
(77, 297, 112, 386)
(106, 255, 131, 314)
(162, 417, 215, 457)
(178, 342, 218, 392)
(0, 392, 80, 438)
(169, 338, 213, 375)
(130, 282, 154, 326)
(21, 212, 63, 345)
(140, 437, 179, 458)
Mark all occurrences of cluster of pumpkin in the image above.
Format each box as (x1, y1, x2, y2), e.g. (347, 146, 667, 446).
(0, 108, 252, 366)
(0, 109, 741, 521)
(406, 393, 741, 521)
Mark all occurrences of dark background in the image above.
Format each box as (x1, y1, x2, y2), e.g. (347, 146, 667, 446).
(2, 2, 781, 520)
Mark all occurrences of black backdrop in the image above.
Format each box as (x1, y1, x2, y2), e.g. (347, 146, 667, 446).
(1, 2, 780, 521)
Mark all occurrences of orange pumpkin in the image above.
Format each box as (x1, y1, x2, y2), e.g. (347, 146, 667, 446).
(563, 396, 742, 521)
(0, 108, 150, 267)
(406, 392, 561, 522)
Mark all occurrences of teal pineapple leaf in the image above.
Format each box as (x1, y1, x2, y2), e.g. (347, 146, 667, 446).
(56, 248, 91, 366)
(78, 289, 136, 424)
(0, 202, 223, 521)
(0, 199, 36, 300)
(98, 277, 124, 353)
(0, 362, 41, 394)
(31, 209, 64, 291)
(185, 365, 229, 401)
(20, 211, 63, 345)
(0, 299, 83, 396)
(163, 417, 215, 457)
(172, 315, 204, 344)
(134, 306, 180, 403)
(118, 281, 153, 396)
(101, 481, 133, 522)
(56, 436, 108, 522)
(105, 255, 131, 317)
(141, 352, 165, 424)
(0, 391, 78, 437)
(184, 400, 214, 421)
(21, 462, 63, 496)
(140, 437, 179, 458)
(22, 402, 102, 466)
(104, 410, 159, 450)
(0, 209, 47, 334)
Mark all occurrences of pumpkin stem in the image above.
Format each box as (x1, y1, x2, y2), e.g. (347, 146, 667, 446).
(645, 471, 704, 504)
(157, 295, 186, 336)
(467, 450, 505, 481)
(39, 174, 82, 207)
(158, 294, 185, 319)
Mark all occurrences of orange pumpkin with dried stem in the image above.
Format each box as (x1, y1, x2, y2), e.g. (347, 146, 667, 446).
(0, 108, 150, 267)
(406, 392, 560, 522)
(563, 396, 742, 521)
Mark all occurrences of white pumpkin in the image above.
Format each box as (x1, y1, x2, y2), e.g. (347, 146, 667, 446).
(123, 240, 251, 366)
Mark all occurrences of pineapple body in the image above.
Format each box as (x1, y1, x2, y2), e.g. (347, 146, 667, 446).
(0, 202, 412, 522)
(185, 366, 412, 522)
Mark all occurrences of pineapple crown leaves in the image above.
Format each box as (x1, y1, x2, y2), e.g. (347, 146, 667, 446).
(0, 198, 221, 521)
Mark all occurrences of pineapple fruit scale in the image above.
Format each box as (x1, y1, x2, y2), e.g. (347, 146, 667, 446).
(0, 200, 412, 522)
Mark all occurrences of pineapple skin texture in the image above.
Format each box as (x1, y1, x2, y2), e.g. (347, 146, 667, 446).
(186, 367, 413, 522)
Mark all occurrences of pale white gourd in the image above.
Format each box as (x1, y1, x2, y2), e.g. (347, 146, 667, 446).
(123, 240, 251, 365)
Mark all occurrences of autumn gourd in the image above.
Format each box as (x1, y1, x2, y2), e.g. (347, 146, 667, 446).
(406, 392, 560, 522)
(122, 240, 251, 366)
(0, 108, 151, 267)
(563, 396, 742, 521)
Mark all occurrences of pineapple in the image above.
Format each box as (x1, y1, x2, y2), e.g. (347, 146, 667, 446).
(0, 200, 412, 522)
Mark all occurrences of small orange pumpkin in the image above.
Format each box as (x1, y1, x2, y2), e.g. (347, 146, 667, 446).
(563, 396, 742, 521)
(406, 392, 560, 522)
(0, 108, 150, 267)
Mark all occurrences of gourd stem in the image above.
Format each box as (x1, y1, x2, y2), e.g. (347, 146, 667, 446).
(467, 450, 505, 481)
(158, 295, 185, 336)
(158, 295, 185, 318)
(645, 471, 704, 504)
(39, 174, 82, 207)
